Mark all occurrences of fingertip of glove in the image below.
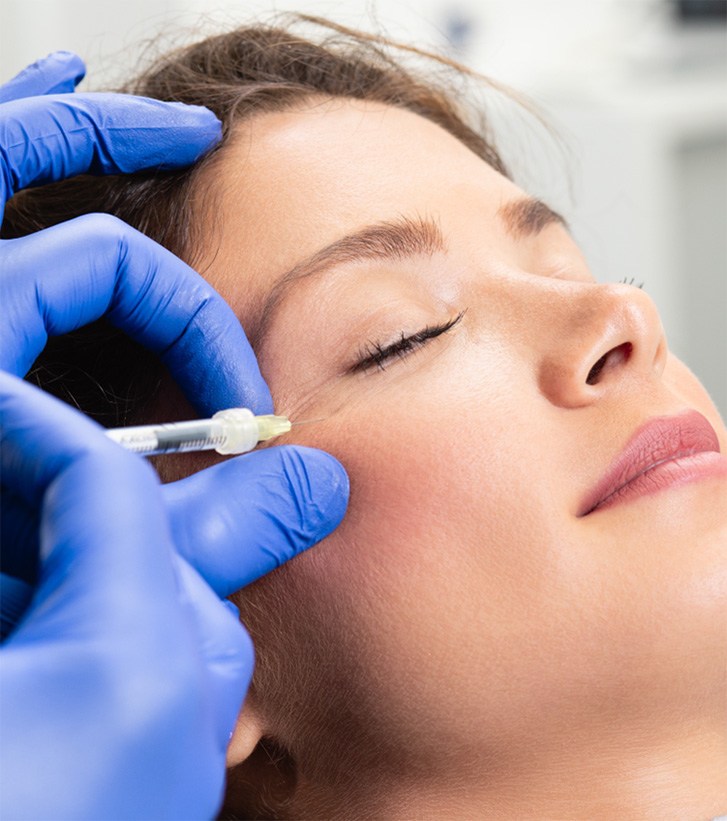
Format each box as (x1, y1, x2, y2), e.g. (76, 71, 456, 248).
(282, 446, 350, 537)
(45, 50, 83, 64)
(314, 451, 350, 528)
(41, 50, 86, 82)
(165, 101, 222, 137)
(136, 100, 222, 164)
(1, 51, 87, 103)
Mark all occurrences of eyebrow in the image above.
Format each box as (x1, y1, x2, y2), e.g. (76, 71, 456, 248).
(252, 215, 444, 346)
(498, 196, 569, 239)
(251, 196, 566, 347)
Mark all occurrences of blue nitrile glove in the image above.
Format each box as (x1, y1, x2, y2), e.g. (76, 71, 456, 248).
(0, 53, 349, 819)
(1, 373, 258, 819)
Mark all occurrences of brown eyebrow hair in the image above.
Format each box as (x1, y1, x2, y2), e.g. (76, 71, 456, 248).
(498, 196, 568, 238)
(251, 196, 566, 347)
(252, 215, 445, 346)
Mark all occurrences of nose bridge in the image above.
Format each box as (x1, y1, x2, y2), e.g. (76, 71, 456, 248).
(533, 281, 668, 409)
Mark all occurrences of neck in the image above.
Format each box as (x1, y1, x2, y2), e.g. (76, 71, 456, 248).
(291, 717, 727, 819)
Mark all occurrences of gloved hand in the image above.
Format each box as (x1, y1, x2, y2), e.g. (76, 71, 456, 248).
(0, 50, 262, 407)
(0, 53, 349, 819)
(1, 372, 272, 819)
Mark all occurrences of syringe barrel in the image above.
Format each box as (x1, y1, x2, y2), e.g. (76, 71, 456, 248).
(106, 418, 227, 456)
(106, 408, 290, 457)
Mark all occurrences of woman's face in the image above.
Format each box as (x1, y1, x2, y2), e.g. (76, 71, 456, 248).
(195, 98, 727, 781)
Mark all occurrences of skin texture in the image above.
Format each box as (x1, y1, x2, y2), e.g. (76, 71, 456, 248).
(162, 98, 727, 818)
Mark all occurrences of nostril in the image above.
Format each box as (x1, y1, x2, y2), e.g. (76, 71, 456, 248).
(586, 353, 608, 385)
(585, 342, 632, 385)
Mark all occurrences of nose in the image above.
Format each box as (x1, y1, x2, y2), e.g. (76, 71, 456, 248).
(537, 282, 668, 408)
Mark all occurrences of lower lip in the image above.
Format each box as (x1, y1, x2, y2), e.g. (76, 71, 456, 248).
(587, 451, 727, 515)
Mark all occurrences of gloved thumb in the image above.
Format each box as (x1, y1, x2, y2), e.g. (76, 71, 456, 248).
(163, 446, 349, 597)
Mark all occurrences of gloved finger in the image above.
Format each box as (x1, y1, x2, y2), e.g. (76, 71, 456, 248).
(0, 214, 272, 414)
(0, 372, 179, 644)
(0, 90, 220, 206)
(174, 556, 254, 746)
(164, 445, 349, 598)
(0, 51, 85, 104)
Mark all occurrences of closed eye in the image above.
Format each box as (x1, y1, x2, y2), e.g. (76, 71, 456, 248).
(350, 311, 465, 374)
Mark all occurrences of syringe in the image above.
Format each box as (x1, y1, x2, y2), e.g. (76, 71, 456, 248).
(106, 408, 291, 457)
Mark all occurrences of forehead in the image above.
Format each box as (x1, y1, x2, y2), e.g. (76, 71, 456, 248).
(202, 98, 518, 318)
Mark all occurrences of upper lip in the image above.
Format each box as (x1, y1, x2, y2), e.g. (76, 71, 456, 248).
(578, 410, 721, 516)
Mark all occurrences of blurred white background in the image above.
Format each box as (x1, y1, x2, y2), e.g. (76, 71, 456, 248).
(2, 0, 726, 414)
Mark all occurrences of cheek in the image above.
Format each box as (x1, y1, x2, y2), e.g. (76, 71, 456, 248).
(286, 379, 547, 591)
(262, 389, 570, 725)
(268, 347, 573, 658)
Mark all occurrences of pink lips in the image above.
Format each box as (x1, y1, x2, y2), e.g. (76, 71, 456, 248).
(579, 410, 727, 516)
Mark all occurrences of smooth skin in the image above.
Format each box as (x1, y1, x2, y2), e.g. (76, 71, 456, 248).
(161, 97, 727, 818)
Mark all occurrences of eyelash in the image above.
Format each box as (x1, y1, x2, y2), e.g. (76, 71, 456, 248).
(618, 276, 645, 288)
(351, 311, 466, 374)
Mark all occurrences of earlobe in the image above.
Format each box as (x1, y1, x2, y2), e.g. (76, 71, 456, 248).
(227, 697, 266, 767)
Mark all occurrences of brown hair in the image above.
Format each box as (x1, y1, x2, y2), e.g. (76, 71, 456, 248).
(4, 16, 513, 817)
(3, 14, 510, 428)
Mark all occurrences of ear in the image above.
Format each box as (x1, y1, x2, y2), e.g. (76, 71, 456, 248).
(227, 695, 266, 767)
